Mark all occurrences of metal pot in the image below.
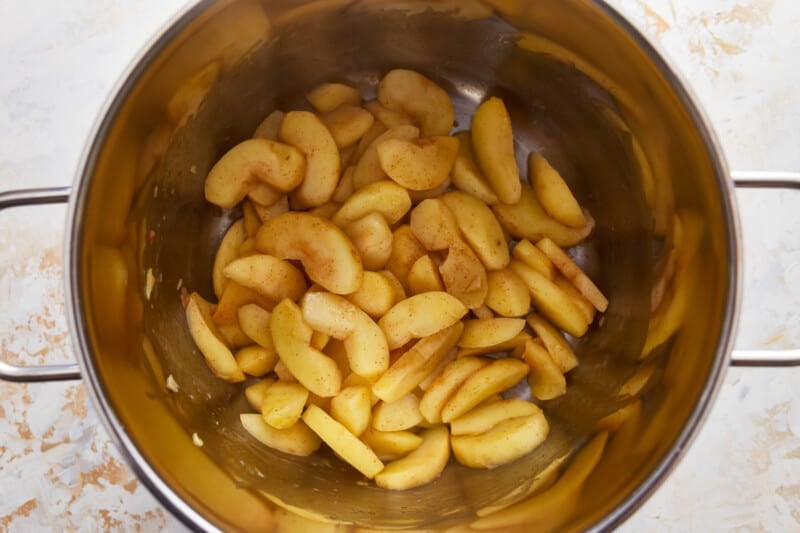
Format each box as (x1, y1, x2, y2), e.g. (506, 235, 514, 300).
(1, 0, 798, 531)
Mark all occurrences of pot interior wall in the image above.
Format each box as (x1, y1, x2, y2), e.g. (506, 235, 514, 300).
(73, 0, 734, 530)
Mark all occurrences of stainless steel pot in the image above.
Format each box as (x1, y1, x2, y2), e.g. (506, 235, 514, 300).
(1, 0, 798, 531)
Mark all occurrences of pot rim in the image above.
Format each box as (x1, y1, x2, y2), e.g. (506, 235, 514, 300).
(65, 1, 226, 531)
(63, 1, 743, 531)
(571, 5, 742, 530)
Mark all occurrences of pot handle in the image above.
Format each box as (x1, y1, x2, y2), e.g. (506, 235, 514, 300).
(730, 170, 800, 367)
(3, 175, 796, 375)
(0, 187, 82, 382)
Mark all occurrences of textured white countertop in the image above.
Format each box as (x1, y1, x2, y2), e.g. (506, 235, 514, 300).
(1, 0, 799, 530)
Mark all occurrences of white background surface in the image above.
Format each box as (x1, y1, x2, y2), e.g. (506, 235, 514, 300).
(0, 0, 799, 531)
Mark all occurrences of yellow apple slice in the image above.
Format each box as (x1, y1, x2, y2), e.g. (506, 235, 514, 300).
(441, 358, 529, 423)
(185, 292, 245, 382)
(261, 381, 309, 429)
(302, 404, 384, 479)
(377, 69, 454, 137)
(223, 254, 307, 302)
(204, 139, 305, 208)
(279, 110, 341, 208)
(451, 411, 549, 469)
(301, 291, 389, 381)
(529, 153, 586, 228)
(256, 212, 363, 295)
(419, 356, 489, 424)
(270, 299, 342, 397)
(377, 136, 458, 191)
(378, 291, 467, 350)
(372, 322, 464, 404)
(241, 413, 321, 456)
(375, 425, 450, 490)
(471, 97, 521, 204)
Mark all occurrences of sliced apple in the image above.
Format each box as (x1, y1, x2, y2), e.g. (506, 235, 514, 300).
(331, 385, 372, 436)
(455, 331, 531, 359)
(458, 318, 526, 349)
(343, 212, 393, 271)
(185, 292, 245, 382)
(332, 165, 356, 203)
(279, 110, 341, 208)
(509, 260, 588, 337)
(248, 182, 283, 206)
(408, 254, 445, 294)
(377, 136, 458, 191)
(471, 97, 521, 204)
(305, 82, 362, 113)
(451, 131, 499, 205)
(301, 291, 389, 381)
(223, 254, 307, 302)
(270, 299, 342, 397)
(302, 404, 384, 479)
(372, 322, 464, 403)
(441, 190, 510, 270)
(310, 331, 330, 351)
(554, 275, 597, 324)
(378, 291, 467, 350)
(449, 398, 541, 436)
(419, 356, 489, 424)
(530, 153, 586, 228)
(320, 104, 375, 149)
(204, 138, 305, 208)
(536, 237, 608, 312)
(360, 428, 422, 461)
(345, 270, 396, 319)
(379, 269, 408, 305)
(241, 413, 321, 456)
(333, 180, 412, 227)
(251, 195, 290, 223)
(494, 183, 595, 248)
(237, 303, 274, 350)
(451, 411, 549, 469)
(256, 212, 363, 295)
(512, 239, 556, 279)
(438, 241, 489, 310)
(218, 322, 252, 348)
(212, 219, 246, 299)
(252, 109, 285, 140)
(375, 425, 450, 490)
(516, 338, 567, 401)
(245, 378, 275, 412)
(441, 358, 529, 423)
(485, 268, 531, 318)
(363, 99, 416, 128)
(526, 313, 579, 373)
(377, 69, 454, 137)
(372, 393, 423, 432)
(352, 124, 419, 190)
(353, 120, 387, 162)
(235, 345, 278, 377)
(242, 199, 262, 237)
(384, 225, 427, 293)
(409, 198, 461, 252)
(261, 381, 309, 429)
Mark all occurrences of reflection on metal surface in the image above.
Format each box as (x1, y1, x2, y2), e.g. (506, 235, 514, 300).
(67, 0, 737, 531)
(470, 432, 609, 531)
(640, 210, 704, 358)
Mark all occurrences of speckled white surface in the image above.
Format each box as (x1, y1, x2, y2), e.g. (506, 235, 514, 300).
(0, 1, 798, 531)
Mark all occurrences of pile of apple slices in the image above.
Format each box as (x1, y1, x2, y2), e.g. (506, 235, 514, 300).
(184, 69, 606, 490)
